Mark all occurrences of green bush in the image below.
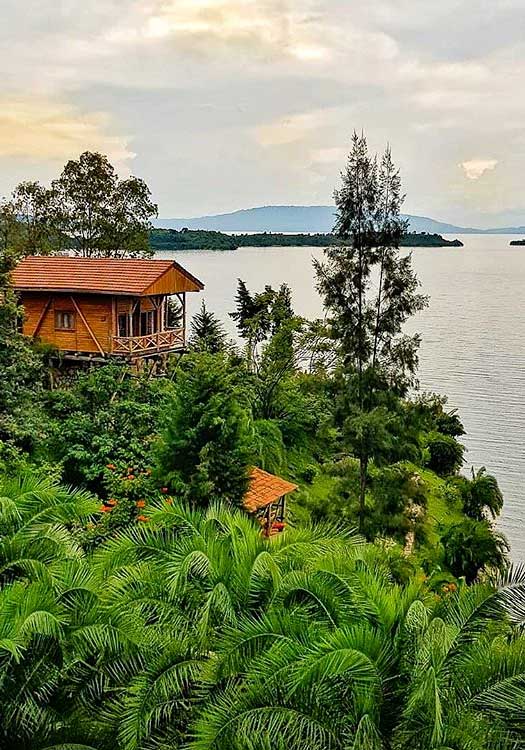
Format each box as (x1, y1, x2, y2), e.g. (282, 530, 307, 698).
(441, 518, 509, 583)
(425, 432, 464, 476)
(301, 464, 319, 484)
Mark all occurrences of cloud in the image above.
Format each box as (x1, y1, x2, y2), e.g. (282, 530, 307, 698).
(460, 159, 498, 180)
(0, 98, 135, 167)
(1, 0, 525, 223)
(254, 110, 333, 147)
(310, 147, 348, 164)
(104, 0, 332, 63)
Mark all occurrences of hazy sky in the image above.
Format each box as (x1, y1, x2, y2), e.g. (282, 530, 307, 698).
(1, 0, 524, 226)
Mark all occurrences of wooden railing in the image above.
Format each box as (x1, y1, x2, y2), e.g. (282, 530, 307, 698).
(112, 328, 185, 355)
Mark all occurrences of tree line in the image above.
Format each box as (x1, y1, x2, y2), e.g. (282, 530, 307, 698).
(149, 228, 463, 251)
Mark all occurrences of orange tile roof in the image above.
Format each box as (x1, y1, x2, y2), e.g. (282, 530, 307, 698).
(12, 256, 204, 296)
(243, 467, 298, 513)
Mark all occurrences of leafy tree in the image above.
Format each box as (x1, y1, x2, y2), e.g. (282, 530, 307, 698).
(441, 518, 509, 583)
(449, 467, 504, 522)
(270, 282, 294, 333)
(0, 199, 23, 254)
(409, 392, 466, 437)
(231, 280, 294, 364)
(53, 151, 158, 257)
(189, 301, 229, 353)
(230, 278, 261, 341)
(155, 354, 252, 507)
(10, 151, 158, 258)
(45, 363, 173, 493)
(231, 281, 316, 422)
(315, 132, 428, 531)
(11, 181, 62, 255)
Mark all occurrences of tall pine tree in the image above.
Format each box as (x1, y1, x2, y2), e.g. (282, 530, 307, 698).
(315, 132, 428, 531)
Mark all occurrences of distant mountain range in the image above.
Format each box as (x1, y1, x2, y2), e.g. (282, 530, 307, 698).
(154, 205, 525, 235)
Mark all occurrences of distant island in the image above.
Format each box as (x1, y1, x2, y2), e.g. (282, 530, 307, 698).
(509, 239, 525, 246)
(150, 228, 463, 252)
(154, 204, 525, 234)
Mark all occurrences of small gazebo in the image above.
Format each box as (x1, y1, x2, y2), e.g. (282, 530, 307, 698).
(243, 467, 298, 536)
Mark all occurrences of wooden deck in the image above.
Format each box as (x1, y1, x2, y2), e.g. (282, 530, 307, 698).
(111, 328, 185, 355)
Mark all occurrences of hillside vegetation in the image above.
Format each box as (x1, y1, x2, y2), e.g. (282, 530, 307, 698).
(0, 142, 521, 750)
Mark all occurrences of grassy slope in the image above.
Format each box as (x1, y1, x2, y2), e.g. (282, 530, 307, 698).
(288, 464, 464, 553)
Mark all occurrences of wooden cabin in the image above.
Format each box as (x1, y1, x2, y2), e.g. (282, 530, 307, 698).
(243, 467, 298, 536)
(12, 256, 204, 361)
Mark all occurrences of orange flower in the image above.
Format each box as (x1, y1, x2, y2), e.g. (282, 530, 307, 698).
(106, 498, 117, 507)
(106, 463, 116, 470)
(127, 474, 135, 481)
(137, 514, 149, 522)
(136, 500, 146, 509)
(100, 505, 112, 513)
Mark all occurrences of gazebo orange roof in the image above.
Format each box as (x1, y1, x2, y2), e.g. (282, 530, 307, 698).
(243, 467, 298, 513)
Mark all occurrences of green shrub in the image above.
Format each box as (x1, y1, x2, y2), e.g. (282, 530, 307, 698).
(425, 432, 464, 476)
(441, 518, 509, 583)
(301, 464, 319, 484)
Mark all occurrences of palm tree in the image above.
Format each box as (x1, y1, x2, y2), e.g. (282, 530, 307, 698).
(0, 473, 97, 586)
(465, 466, 504, 520)
(0, 474, 98, 749)
(0, 580, 68, 748)
(190, 563, 525, 750)
(82, 502, 365, 749)
(2, 495, 525, 750)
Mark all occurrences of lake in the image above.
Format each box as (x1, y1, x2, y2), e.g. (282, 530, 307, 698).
(157, 235, 525, 559)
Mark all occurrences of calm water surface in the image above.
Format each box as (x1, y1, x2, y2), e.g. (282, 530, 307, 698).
(158, 235, 525, 559)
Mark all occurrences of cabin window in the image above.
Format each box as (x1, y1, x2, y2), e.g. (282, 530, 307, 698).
(140, 310, 155, 336)
(118, 314, 129, 337)
(55, 311, 75, 331)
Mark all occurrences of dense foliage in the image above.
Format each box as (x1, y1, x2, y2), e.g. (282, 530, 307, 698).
(155, 354, 252, 507)
(0, 495, 524, 750)
(0, 139, 514, 748)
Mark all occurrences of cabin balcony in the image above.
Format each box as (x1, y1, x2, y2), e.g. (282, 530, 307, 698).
(111, 327, 185, 357)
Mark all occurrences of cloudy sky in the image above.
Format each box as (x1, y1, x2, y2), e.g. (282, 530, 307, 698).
(1, 0, 524, 226)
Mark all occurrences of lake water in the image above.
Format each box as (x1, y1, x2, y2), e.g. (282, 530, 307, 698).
(157, 235, 525, 559)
